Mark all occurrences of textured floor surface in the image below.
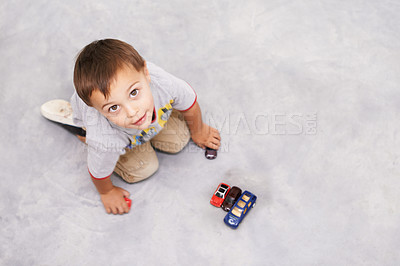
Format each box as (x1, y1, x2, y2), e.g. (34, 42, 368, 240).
(1, 1, 400, 265)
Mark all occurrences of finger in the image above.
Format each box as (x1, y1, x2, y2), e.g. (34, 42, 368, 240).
(197, 143, 206, 150)
(206, 141, 219, 150)
(210, 127, 220, 135)
(123, 202, 130, 213)
(121, 201, 129, 214)
(105, 207, 111, 214)
(122, 189, 130, 198)
(209, 138, 221, 148)
(112, 206, 120, 215)
(212, 136, 221, 144)
(211, 127, 219, 134)
(210, 143, 220, 150)
(117, 205, 125, 215)
(122, 202, 130, 213)
(212, 131, 221, 140)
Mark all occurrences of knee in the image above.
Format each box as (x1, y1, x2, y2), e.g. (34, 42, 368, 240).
(115, 158, 159, 184)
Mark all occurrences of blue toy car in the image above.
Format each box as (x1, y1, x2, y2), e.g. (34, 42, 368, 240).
(224, 190, 257, 229)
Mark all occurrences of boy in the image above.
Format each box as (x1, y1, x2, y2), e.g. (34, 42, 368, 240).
(41, 39, 221, 215)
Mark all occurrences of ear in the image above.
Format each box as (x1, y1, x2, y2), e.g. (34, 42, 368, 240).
(143, 61, 151, 82)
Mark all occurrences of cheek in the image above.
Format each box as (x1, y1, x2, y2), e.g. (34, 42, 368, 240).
(143, 91, 154, 108)
(105, 112, 126, 124)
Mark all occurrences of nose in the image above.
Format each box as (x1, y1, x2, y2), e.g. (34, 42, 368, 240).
(125, 104, 139, 118)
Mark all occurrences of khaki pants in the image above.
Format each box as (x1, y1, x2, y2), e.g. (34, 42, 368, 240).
(114, 110, 190, 183)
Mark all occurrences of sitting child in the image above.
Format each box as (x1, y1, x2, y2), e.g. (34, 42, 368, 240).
(41, 39, 220, 215)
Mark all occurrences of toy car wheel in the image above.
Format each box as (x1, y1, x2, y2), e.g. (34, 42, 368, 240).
(252, 202, 256, 208)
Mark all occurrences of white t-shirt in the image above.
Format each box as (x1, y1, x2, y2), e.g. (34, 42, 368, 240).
(70, 62, 196, 178)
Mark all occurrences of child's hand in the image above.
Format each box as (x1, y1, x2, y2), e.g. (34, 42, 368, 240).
(100, 186, 131, 215)
(191, 123, 221, 150)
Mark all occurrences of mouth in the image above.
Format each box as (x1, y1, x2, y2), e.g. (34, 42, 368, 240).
(131, 113, 147, 126)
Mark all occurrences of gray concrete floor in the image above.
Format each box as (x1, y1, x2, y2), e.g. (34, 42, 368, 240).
(1, 0, 400, 265)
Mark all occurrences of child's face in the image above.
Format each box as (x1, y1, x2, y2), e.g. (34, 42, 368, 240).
(90, 63, 154, 130)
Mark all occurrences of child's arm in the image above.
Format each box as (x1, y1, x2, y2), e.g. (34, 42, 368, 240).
(91, 176, 130, 214)
(181, 101, 221, 150)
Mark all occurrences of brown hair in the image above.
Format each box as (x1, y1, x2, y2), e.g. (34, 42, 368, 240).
(73, 39, 145, 106)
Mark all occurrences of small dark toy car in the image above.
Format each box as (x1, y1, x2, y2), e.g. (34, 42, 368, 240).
(205, 147, 217, 160)
(224, 190, 257, 229)
(210, 183, 231, 207)
(221, 186, 242, 211)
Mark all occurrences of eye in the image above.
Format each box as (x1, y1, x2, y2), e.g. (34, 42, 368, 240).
(130, 89, 139, 98)
(108, 105, 120, 113)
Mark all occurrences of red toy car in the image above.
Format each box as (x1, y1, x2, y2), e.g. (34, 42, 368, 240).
(210, 183, 231, 207)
